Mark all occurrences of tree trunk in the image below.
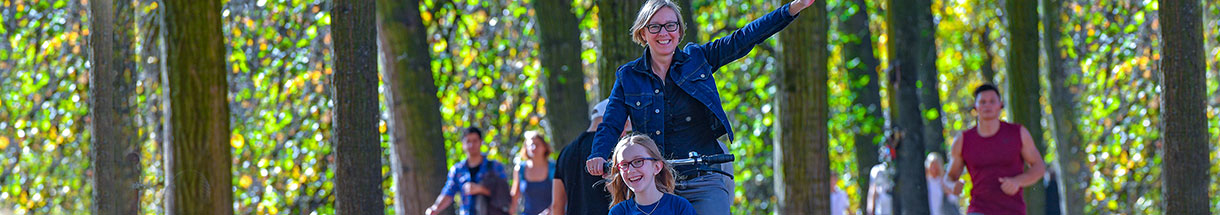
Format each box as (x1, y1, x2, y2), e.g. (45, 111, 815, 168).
(1159, 0, 1211, 213)
(916, 1, 945, 157)
(886, 0, 931, 213)
(534, 0, 591, 150)
(162, 0, 232, 213)
(979, 25, 996, 84)
(376, 0, 449, 214)
(841, 0, 881, 208)
(597, 0, 646, 98)
(1042, 0, 1086, 214)
(1004, 1, 1046, 214)
(332, 0, 385, 213)
(90, 0, 141, 213)
(677, 0, 698, 46)
(774, 1, 829, 214)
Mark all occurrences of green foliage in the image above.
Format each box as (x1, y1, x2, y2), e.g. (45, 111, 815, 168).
(420, 0, 550, 173)
(0, 0, 92, 213)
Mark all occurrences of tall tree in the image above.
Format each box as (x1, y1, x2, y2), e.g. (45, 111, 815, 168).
(89, 0, 141, 213)
(677, 0, 698, 46)
(333, 0, 385, 213)
(840, 0, 881, 209)
(162, 0, 232, 213)
(886, 0, 931, 213)
(1042, 0, 1087, 213)
(534, 0, 591, 149)
(1160, 0, 1211, 213)
(914, 4, 945, 155)
(774, 0, 829, 214)
(376, 0, 449, 214)
(597, 0, 646, 98)
(978, 24, 997, 84)
(1004, 0, 1046, 214)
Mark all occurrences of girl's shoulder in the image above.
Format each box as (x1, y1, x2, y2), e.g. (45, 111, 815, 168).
(664, 193, 698, 215)
(608, 201, 630, 215)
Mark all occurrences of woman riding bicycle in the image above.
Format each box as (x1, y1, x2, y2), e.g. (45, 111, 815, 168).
(583, 0, 818, 214)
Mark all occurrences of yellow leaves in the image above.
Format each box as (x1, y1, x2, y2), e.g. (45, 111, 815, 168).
(422, 10, 432, 23)
(239, 175, 253, 188)
(378, 121, 387, 133)
(0, 136, 9, 149)
(232, 133, 245, 149)
(433, 39, 447, 53)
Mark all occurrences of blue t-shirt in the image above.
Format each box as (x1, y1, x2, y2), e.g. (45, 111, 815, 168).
(609, 193, 697, 215)
(516, 161, 555, 215)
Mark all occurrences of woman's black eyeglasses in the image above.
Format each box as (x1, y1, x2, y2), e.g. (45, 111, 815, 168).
(645, 22, 680, 34)
(616, 157, 659, 170)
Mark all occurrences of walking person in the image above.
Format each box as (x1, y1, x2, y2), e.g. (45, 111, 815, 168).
(510, 131, 555, 215)
(428, 127, 512, 215)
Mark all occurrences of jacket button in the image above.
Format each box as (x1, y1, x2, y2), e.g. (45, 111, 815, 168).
(700, 74, 706, 78)
(636, 101, 641, 106)
(655, 89, 660, 94)
(685, 116, 692, 122)
(654, 109, 660, 113)
(655, 131, 661, 135)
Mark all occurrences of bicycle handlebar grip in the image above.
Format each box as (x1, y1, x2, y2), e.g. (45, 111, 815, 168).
(703, 154, 735, 164)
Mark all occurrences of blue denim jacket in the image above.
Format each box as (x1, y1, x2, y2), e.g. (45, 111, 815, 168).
(590, 3, 799, 160)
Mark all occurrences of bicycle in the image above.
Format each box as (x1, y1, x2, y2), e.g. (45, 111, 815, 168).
(604, 151, 736, 181)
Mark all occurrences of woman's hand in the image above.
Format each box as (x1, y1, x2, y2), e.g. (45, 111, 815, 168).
(789, 0, 816, 16)
(586, 157, 607, 176)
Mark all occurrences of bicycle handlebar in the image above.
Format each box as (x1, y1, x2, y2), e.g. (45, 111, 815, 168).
(603, 152, 735, 173)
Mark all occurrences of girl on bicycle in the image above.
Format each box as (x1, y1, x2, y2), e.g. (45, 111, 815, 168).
(607, 134, 695, 215)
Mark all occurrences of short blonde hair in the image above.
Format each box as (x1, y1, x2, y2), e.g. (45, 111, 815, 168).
(630, 0, 686, 46)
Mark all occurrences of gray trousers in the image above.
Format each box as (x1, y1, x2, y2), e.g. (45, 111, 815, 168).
(673, 162, 735, 215)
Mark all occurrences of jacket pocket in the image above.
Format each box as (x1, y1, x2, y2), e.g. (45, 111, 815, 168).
(624, 94, 653, 129)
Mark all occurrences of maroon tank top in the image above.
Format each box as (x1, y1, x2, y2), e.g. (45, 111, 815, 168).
(962, 121, 1027, 215)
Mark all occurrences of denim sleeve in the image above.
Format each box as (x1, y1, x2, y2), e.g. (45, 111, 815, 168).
(700, 3, 798, 69)
(589, 69, 631, 161)
(440, 165, 460, 196)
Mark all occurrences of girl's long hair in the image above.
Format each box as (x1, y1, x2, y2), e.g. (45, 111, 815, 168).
(607, 134, 677, 208)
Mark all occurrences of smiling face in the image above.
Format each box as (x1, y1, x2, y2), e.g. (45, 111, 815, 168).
(644, 7, 681, 57)
(974, 90, 1003, 121)
(614, 144, 661, 192)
